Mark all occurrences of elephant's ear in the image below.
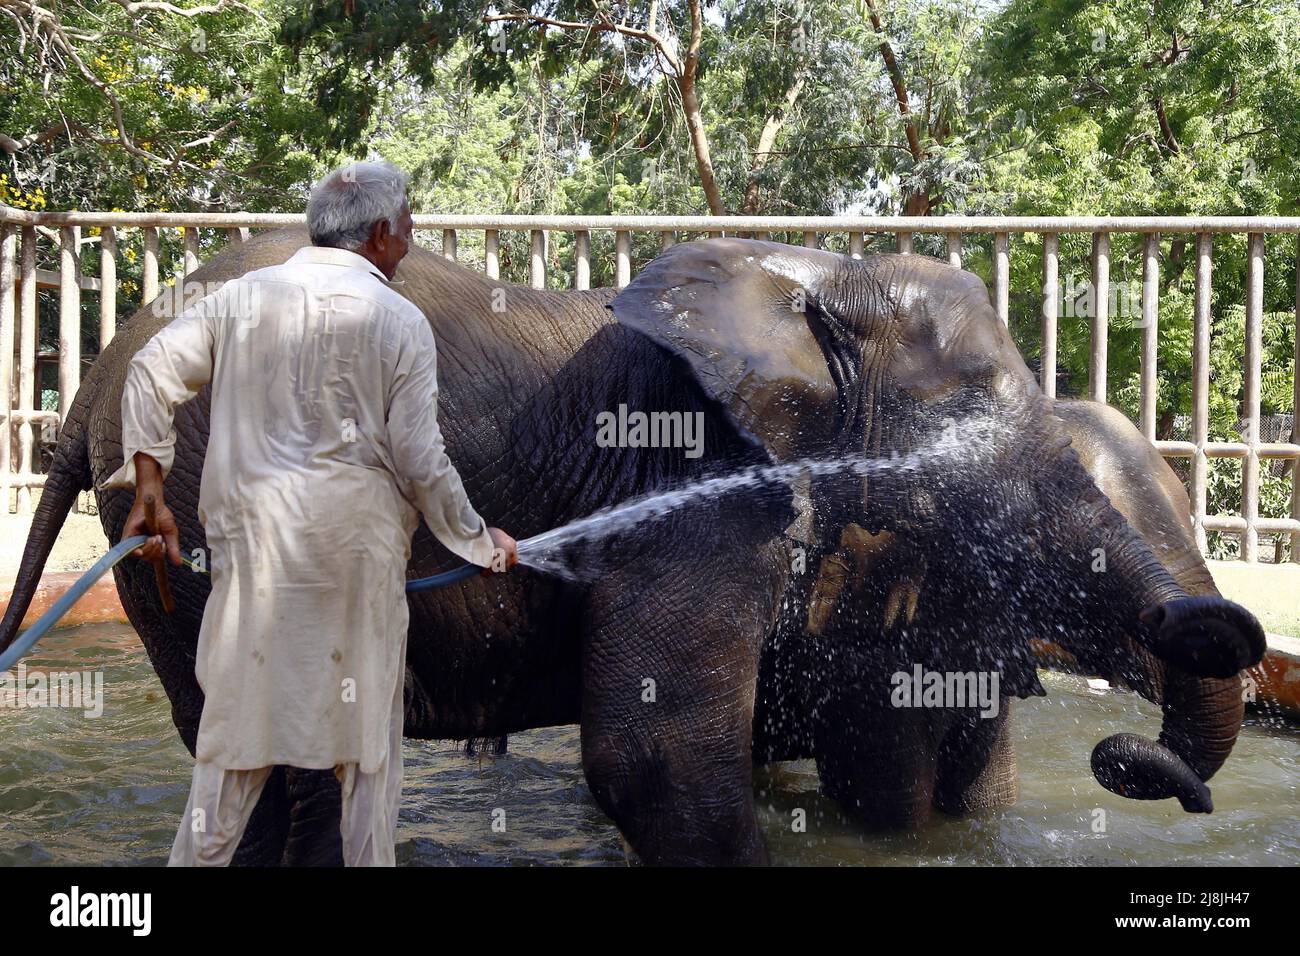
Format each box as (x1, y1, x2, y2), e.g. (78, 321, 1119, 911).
(609, 238, 848, 461)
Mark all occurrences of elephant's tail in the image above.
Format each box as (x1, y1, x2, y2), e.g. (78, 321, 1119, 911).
(0, 390, 93, 655)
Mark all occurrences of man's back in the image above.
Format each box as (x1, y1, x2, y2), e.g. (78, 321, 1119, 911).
(197, 248, 426, 541)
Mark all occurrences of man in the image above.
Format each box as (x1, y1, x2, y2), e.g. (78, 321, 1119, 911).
(102, 160, 518, 866)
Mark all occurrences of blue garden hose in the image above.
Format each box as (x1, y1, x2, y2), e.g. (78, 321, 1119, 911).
(0, 538, 484, 673)
(0, 534, 149, 672)
(405, 563, 482, 591)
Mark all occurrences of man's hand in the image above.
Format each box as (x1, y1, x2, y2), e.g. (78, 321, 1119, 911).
(121, 452, 183, 566)
(483, 527, 519, 574)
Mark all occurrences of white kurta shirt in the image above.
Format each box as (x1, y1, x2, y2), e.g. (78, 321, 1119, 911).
(101, 246, 497, 773)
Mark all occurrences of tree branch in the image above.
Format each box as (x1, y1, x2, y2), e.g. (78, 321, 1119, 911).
(484, 10, 682, 74)
(108, 0, 257, 19)
(740, 74, 806, 214)
(0, 121, 67, 155)
(858, 0, 923, 162)
(485, 1, 725, 215)
(1151, 94, 1181, 154)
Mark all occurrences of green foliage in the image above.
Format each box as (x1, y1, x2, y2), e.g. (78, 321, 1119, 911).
(1, 0, 331, 215)
(5, 0, 1296, 540)
(277, 0, 995, 216)
(1206, 458, 1294, 561)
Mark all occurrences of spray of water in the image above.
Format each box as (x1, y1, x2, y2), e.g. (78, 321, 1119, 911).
(516, 416, 1000, 581)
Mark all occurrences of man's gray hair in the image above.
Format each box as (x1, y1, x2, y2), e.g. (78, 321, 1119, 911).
(306, 161, 410, 250)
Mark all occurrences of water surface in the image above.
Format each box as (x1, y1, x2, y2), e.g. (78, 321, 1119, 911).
(1, 623, 1294, 866)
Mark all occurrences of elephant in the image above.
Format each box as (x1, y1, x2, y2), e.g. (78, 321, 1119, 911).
(0, 231, 1265, 864)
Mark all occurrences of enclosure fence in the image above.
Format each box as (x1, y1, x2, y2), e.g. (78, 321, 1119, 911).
(1, 206, 1297, 563)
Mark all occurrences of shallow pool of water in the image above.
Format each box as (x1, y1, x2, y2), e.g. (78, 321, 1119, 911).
(1, 623, 1295, 866)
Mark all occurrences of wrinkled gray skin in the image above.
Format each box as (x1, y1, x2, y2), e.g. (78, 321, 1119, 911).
(0, 233, 1264, 864)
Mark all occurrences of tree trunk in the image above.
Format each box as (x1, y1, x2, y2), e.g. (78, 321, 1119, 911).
(680, 0, 726, 216)
(742, 73, 808, 216)
(860, 0, 931, 216)
(679, 75, 725, 217)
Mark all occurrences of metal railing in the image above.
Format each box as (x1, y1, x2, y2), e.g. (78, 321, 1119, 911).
(2, 206, 1297, 562)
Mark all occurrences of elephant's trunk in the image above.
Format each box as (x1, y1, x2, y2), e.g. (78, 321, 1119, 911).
(1041, 444, 1264, 812)
(1084, 592, 1260, 810)
(1101, 587, 1247, 811)
(1091, 661, 1245, 812)
(1090, 733, 1213, 811)
(1156, 667, 1245, 782)
(1138, 595, 1265, 680)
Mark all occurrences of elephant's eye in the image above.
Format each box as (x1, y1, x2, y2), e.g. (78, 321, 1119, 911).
(954, 352, 998, 390)
(803, 301, 861, 408)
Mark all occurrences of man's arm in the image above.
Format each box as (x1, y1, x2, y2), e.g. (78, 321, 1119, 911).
(386, 317, 516, 570)
(101, 295, 220, 563)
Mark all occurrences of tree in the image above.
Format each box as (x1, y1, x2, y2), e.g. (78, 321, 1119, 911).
(277, 0, 992, 218)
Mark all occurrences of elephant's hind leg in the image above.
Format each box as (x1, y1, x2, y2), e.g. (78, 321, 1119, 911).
(933, 701, 1018, 816)
(578, 542, 779, 865)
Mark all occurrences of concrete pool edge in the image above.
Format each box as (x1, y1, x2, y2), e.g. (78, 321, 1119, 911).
(4, 571, 127, 630)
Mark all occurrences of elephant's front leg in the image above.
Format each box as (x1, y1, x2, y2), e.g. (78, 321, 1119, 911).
(933, 701, 1018, 816)
(229, 766, 344, 866)
(578, 534, 783, 865)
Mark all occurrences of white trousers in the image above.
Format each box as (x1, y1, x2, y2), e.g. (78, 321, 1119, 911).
(168, 674, 405, 867)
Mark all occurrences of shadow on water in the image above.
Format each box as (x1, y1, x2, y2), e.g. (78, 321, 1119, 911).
(1, 624, 1295, 866)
